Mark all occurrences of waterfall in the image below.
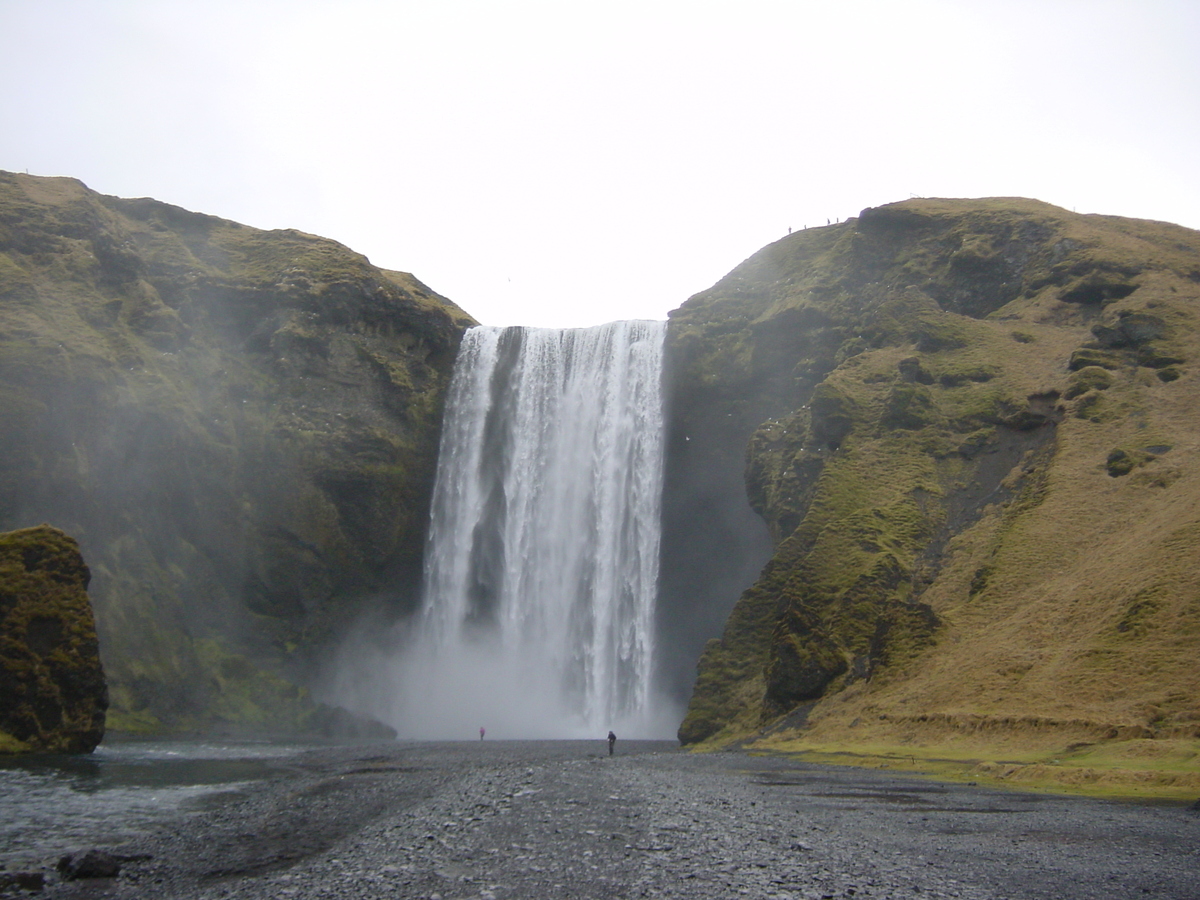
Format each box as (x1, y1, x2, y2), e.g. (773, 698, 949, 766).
(402, 320, 668, 738)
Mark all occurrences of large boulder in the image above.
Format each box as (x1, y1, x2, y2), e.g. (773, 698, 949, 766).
(0, 525, 106, 753)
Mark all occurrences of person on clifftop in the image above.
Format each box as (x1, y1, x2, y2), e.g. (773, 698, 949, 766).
(480, 726, 485, 740)
(607, 731, 616, 756)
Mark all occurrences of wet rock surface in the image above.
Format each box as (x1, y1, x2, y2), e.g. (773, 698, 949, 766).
(56, 851, 122, 880)
(38, 741, 1199, 900)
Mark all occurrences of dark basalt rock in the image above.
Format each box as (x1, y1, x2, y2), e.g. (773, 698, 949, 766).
(0, 870, 46, 892)
(57, 850, 122, 880)
(0, 525, 107, 753)
(1091, 312, 1166, 348)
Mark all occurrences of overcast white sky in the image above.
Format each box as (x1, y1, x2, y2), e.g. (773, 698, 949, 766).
(2, 0, 1197, 328)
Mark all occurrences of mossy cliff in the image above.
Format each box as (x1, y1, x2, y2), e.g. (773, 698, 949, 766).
(668, 198, 1200, 769)
(0, 525, 107, 753)
(0, 172, 474, 734)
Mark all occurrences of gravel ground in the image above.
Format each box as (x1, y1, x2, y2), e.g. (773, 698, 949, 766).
(31, 740, 1200, 900)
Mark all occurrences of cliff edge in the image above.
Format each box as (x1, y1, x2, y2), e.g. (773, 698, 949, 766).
(0, 172, 474, 733)
(668, 198, 1200, 787)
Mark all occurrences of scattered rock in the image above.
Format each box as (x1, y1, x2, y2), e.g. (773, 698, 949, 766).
(1105, 446, 1164, 478)
(57, 849, 122, 880)
(1090, 312, 1166, 348)
(0, 870, 45, 892)
(1106, 449, 1137, 477)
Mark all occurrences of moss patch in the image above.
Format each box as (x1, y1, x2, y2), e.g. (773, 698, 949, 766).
(1064, 366, 1113, 399)
(0, 525, 107, 753)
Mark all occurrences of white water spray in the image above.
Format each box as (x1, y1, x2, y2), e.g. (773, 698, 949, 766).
(372, 320, 669, 739)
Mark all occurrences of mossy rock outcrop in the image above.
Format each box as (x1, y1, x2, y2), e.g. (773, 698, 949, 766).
(0, 525, 107, 753)
(665, 197, 1200, 753)
(0, 172, 474, 733)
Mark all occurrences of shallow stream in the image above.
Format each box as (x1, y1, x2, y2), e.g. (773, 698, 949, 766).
(0, 739, 309, 870)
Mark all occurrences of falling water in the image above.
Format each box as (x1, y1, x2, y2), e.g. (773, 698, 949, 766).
(402, 320, 667, 737)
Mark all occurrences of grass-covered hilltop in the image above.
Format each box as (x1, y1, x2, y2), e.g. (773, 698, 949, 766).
(0, 172, 474, 736)
(667, 198, 1200, 798)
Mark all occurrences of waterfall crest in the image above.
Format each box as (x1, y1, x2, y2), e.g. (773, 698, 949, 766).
(405, 320, 667, 737)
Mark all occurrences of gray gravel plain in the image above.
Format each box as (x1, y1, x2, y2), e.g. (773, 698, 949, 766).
(37, 740, 1200, 900)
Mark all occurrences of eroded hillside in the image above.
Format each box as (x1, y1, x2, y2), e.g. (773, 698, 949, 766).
(0, 172, 474, 733)
(669, 199, 1200, 784)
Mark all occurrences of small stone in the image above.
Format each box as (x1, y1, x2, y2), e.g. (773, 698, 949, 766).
(0, 871, 46, 892)
(57, 849, 121, 879)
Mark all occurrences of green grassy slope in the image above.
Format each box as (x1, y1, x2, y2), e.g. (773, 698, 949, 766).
(670, 198, 1200, 797)
(0, 172, 474, 734)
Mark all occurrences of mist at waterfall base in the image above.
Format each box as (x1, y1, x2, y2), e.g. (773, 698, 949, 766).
(322, 320, 682, 740)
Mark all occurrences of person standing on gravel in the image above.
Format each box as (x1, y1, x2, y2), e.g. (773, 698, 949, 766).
(607, 731, 616, 756)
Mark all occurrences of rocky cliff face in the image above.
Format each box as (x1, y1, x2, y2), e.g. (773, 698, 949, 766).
(0, 525, 107, 753)
(667, 198, 1200, 753)
(0, 172, 474, 733)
